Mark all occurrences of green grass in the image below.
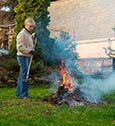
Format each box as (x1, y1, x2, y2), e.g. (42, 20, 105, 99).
(0, 84, 115, 126)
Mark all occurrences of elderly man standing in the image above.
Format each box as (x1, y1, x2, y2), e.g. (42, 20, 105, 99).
(16, 17, 36, 99)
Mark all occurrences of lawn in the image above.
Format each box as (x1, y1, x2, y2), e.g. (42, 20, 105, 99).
(0, 83, 115, 126)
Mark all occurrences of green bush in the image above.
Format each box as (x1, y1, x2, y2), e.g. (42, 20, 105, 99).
(0, 56, 19, 72)
(31, 60, 46, 74)
(9, 37, 17, 57)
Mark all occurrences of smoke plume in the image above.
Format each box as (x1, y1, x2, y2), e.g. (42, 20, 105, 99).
(80, 73, 115, 103)
(37, 30, 115, 103)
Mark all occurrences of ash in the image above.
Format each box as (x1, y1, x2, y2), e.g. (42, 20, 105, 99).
(43, 86, 102, 107)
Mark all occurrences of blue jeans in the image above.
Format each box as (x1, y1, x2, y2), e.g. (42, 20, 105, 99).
(16, 56, 30, 98)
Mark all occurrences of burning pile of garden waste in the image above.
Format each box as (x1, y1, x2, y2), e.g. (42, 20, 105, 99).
(35, 31, 115, 107)
(43, 59, 105, 106)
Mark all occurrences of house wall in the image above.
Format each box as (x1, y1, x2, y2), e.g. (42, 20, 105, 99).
(49, 0, 115, 41)
(48, 0, 115, 73)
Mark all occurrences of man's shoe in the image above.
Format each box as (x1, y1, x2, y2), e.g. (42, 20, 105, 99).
(23, 97, 30, 101)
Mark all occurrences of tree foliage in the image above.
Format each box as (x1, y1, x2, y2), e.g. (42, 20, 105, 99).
(34, 7, 55, 62)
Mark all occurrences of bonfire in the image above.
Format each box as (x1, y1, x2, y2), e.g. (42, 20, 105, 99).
(59, 59, 73, 91)
(43, 59, 100, 106)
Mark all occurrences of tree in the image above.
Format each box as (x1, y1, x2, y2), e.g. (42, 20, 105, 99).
(34, 5, 55, 62)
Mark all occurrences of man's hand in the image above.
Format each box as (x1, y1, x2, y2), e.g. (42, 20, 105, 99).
(29, 50, 35, 55)
(32, 33, 36, 39)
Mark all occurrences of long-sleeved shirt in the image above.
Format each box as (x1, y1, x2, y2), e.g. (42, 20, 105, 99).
(16, 28, 35, 57)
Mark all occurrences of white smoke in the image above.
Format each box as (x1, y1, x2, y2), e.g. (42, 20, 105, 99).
(48, 72, 60, 93)
(80, 72, 115, 103)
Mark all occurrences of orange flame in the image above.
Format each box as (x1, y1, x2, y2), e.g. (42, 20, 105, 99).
(59, 59, 73, 91)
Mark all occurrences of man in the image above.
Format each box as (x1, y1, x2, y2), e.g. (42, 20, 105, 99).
(16, 17, 36, 99)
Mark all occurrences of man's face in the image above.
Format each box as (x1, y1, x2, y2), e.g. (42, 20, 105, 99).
(25, 23, 34, 32)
